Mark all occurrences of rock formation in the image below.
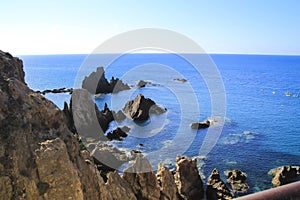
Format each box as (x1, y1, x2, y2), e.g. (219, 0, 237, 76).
(225, 169, 249, 193)
(137, 80, 151, 88)
(0, 50, 105, 199)
(190, 120, 210, 129)
(173, 78, 188, 83)
(206, 168, 233, 200)
(36, 87, 73, 95)
(268, 166, 300, 187)
(174, 156, 204, 200)
(82, 66, 130, 94)
(106, 126, 130, 141)
(123, 93, 167, 122)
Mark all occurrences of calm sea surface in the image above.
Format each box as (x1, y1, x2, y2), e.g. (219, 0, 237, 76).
(20, 54, 300, 195)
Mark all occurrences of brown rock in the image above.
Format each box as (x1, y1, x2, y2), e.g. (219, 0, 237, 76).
(225, 169, 249, 193)
(268, 166, 300, 187)
(174, 156, 204, 200)
(206, 168, 233, 200)
(123, 94, 167, 122)
(123, 156, 161, 200)
(35, 138, 83, 199)
(157, 163, 178, 200)
(190, 120, 210, 129)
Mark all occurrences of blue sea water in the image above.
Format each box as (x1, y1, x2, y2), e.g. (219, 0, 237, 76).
(21, 53, 300, 196)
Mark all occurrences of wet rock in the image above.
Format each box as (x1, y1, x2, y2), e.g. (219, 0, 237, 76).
(225, 169, 249, 193)
(82, 66, 130, 94)
(123, 94, 167, 122)
(157, 163, 178, 200)
(268, 166, 300, 187)
(123, 156, 161, 200)
(106, 126, 130, 141)
(206, 168, 233, 200)
(174, 156, 204, 200)
(190, 120, 210, 129)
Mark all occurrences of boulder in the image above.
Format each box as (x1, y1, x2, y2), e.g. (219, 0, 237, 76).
(123, 94, 167, 122)
(268, 166, 300, 187)
(174, 156, 204, 200)
(190, 120, 210, 129)
(206, 168, 233, 200)
(137, 80, 150, 88)
(82, 66, 130, 94)
(225, 169, 249, 193)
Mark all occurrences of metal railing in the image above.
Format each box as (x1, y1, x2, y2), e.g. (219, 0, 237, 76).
(235, 181, 300, 200)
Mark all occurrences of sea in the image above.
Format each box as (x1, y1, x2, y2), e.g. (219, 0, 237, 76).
(20, 53, 300, 196)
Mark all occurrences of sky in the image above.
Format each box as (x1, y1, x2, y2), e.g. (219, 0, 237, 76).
(0, 0, 299, 55)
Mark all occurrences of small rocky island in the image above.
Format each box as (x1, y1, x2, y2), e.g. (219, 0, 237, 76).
(82, 66, 130, 94)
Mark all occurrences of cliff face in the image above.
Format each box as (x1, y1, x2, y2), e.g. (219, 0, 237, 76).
(0, 50, 205, 200)
(0, 50, 105, 199)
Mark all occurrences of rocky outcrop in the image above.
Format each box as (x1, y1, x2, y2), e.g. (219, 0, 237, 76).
(123, 94, 167, 122)
(123, 156, 161, 200)
(36, 87, 73, 95)
(82, 66, 130, 94)
(137, 80, 151, 88)
(0, 50, 104, 199)
(206, 168, 233, 200)
(174, 156, 204, 200)
(225, 169, 249, 193)
(157, 163, 179, 200)
(106, 126, 130, 141)
(190, 120, 210, 129)
(268, 166, 300, 187)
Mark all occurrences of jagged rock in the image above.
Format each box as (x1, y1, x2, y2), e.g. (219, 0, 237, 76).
(82, 66, 130, 94)
(106, 126, 130, 141)
(0, 50, 104, 199)
(268, 166, 300, 187)
(190, 120, 210, 129)
(157, 163, 179, 200)
(102, 171, 137, 200)
(68, 89, 114, 141)
(206, 168, 233, 200)
(123, 156, 161, 200)
(225, 169, 249, 193)
(123, 94, 167, 122)
(37, 87, 73, 95)
(174, 156, 204, 200)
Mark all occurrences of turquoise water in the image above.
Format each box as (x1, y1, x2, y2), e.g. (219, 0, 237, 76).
(21, 54, 300, 195)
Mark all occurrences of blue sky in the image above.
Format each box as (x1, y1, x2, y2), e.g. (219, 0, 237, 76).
(1, 0, 299, 55)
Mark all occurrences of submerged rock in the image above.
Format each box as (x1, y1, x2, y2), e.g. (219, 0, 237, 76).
(82, 66, 130, 94)
(268, 166, 300, 187)
(206, 168, 233, 200)
(173, 78, 188, 83)
(225, 169, 249, 193)
(174, 156, 204, 200)
(123, 94, 167, 122)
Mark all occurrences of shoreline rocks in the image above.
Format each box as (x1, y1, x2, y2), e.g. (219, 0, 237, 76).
(123, 94, 167, 122)
(225, 169, 249, 193)
(82, 66, 130, 94)
(106, 126, 130, 141)
(268, 166, 300, 187)
(206, 168, 233, 200)
(36, 87, 73, 95)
